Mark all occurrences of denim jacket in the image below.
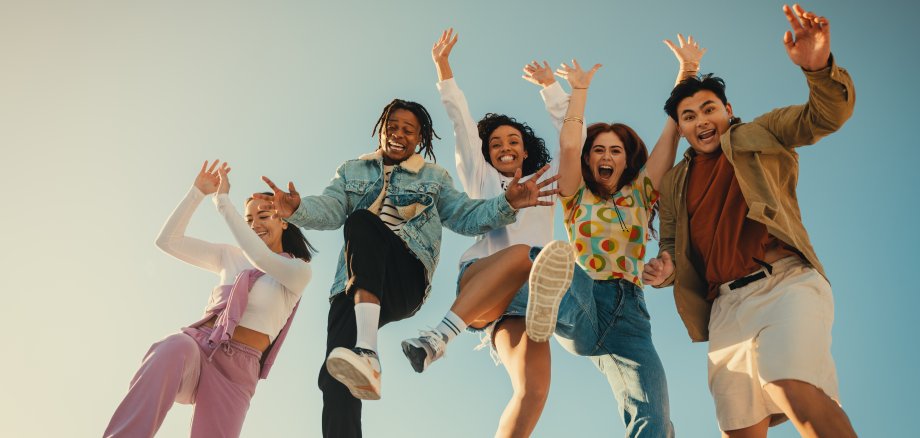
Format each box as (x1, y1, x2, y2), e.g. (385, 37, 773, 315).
(287, 149, 518, 299)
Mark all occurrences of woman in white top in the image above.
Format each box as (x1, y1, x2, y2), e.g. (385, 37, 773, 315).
(399, 29, 564, 437)
(104, 160, 314, 438)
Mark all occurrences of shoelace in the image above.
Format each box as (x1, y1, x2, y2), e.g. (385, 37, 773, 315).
(418, 329, 446, 356)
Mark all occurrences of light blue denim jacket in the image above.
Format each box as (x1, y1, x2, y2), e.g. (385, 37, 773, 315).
(287, 149, 518, 300)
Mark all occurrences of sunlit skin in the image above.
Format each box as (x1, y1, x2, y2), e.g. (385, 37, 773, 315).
(244, 199, 287, 254)
(488, 125, 529, 177)
(676, 89, 734, 154)
(380, 108, 421, 165)
(585, 131, 628, 196)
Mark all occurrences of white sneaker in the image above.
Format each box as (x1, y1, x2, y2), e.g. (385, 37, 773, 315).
(526, 240, 575, 342)
(401, 330, 447, 373)
(325, 347, 382, 400)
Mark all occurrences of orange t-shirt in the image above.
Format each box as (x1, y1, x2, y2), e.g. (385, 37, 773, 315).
(687, 151, 790, 300)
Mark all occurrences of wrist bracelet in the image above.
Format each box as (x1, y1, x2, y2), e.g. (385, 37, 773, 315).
(563, 116, 584, 124)
(572, 86, 588, 90)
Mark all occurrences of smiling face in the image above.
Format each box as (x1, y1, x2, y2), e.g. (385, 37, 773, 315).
(585, 131, 627, 194)
(380, 108, 421, 164)
(676, 90, 734, 154)
(487, 125, 528, 177)
(245, 199, 287, 254)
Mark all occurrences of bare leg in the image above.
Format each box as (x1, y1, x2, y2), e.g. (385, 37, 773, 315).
(353, 288, 380, 304)
(763, 379, 857, 438)
(454, 245, 532, 328)
(492, 318, 550, 438)
(723, 417, 770, 438)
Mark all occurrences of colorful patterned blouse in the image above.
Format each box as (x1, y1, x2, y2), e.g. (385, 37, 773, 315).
(560, 166, 658, 286)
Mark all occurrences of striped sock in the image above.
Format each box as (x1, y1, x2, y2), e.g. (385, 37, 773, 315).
(435, 311, 467, 344)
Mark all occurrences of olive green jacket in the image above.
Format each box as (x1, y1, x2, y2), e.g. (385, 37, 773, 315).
(656, 57, 855, 342)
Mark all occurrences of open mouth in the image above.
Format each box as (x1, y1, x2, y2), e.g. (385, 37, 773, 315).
(256, 231, 268, 238)
(698, 129, 716, 142)
(388, 140, 407, 153)
(598, 165, 614, 179)
(498, 154, 515, 163)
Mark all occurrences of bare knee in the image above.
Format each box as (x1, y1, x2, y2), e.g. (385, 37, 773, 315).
(506, 245, 533, 275)
(514, 380, 550, 405)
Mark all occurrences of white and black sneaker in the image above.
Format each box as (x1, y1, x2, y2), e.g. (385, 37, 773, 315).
(325, 347, 382, 400)
(401, 330, 447, 373)
(526, 240, 575, 342)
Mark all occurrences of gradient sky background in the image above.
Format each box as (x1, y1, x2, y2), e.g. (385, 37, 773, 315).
(2, 0, 917, 436)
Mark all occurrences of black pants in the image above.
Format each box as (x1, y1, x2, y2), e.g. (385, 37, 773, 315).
(319, 209, 428, 438)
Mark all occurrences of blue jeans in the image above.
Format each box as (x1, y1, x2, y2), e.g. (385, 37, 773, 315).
(530, 247, 674, 438)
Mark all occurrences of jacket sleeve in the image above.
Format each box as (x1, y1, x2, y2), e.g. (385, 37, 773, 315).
(653, 169, 677, 288)
(287, 162, 351, 230)
(213, 194, 312, 294)
(749, 55, 855, 149)
(154, 186, 228, 274)
(434, 169, 517, 236)
(438, 78, 486, 196)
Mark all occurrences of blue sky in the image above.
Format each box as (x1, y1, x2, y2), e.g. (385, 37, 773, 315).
(1, 0, 917, 436)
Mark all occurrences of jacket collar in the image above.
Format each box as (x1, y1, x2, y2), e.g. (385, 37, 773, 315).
(358, 149, 426, 174)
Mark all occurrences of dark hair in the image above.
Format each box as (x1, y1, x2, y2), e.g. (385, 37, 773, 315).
(372, 99, 440, 161)
(246, 193, 317, 262)
(476, 113, 551, 176)
(664, 73, 739, 125)
(581, 122, 658, 238)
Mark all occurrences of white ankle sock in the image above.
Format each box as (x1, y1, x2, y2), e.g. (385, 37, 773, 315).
(354, 302, 381, 352)
(435, 311, 467, 344)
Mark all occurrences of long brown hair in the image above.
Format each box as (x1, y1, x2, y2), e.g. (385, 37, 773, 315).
(580, 122, 658, 238)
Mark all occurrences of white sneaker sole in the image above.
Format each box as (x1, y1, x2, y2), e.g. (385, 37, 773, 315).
(325, 348, 381, 400)
(526, 240, 575, 342)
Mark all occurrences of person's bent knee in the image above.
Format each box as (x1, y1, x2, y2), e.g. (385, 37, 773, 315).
(507, 244, 533, 274)
(153, 333, 198, 359)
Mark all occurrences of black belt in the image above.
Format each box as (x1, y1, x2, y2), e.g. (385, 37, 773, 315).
(727, 258, 774, 290)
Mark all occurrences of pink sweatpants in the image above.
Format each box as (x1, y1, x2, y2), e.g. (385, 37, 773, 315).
(104, 326, 261, 438)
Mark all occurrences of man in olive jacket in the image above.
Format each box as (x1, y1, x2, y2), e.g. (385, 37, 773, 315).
(642, 4, 857, 437)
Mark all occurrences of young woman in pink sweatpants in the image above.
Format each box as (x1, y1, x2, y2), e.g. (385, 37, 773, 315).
(104, 160, 315, 438)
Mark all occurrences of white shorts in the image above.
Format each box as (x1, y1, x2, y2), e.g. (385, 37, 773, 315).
(707, 256, 839, 431)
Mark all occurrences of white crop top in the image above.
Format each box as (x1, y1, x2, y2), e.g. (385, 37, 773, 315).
(155, 187, 312, 342)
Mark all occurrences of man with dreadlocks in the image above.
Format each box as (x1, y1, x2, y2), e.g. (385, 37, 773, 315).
(253, 98, 559, 437)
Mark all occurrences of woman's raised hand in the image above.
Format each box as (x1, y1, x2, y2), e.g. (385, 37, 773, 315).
(432, 28, 458, 65)
(555, 59, 602, 90)
(663, 34, 706, 70)
(522, 60, 556, 88)
(216, 162, 232, 195)
(194, 160, 230, 195)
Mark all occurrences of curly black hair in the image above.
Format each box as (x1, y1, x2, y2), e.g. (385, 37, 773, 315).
(372, 99, 440, 162)
(476, 113, 551, 176)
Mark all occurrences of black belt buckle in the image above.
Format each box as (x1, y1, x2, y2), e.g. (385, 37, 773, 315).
(728, 258, 774, 290)
(728, 271, 767, 290)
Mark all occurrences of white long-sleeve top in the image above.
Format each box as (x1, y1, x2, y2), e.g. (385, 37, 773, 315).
(155, 186, 312, 342)
(437, 78, 573, 264)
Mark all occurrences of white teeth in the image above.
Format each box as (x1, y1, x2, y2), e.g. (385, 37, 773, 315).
(698, 129, 716, 140)
(499, 155, 514, 163)
(600, 165, 613, 170)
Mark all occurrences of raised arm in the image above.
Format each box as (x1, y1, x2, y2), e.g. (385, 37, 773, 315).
(253, 163, 351, 231)
(525, 60, 587, 148)
(554, 60, 601, 197)
(646, 34, 707, 188)
(154, 160, 231, 274)
(432, 28, 487, 193)
(214, 165, 312, 293)
(751, 4, 854, 147)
